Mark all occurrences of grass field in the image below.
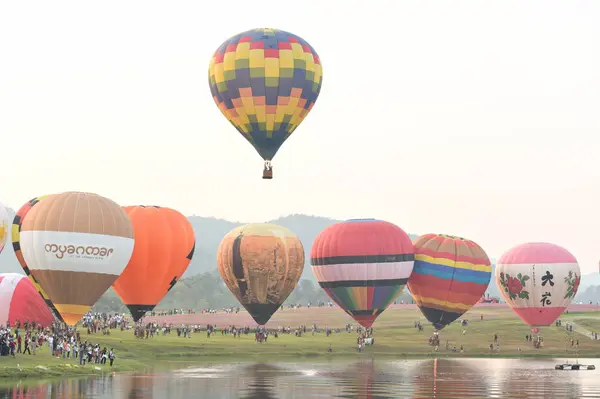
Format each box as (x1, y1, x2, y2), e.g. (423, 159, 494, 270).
(1, 304, 599, 379)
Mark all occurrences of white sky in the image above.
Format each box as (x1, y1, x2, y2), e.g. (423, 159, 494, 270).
(1, 1, 599, 272)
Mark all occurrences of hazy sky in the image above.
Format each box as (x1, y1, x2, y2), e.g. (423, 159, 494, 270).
(1, 1, 598, 272)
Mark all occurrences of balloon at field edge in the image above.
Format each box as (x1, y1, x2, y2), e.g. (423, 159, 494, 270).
(408, 233, 492, 330)
(0, 273, 55, 326)
(19, 191, 135, 326)
(495, 242, 580, 328)
(11, 195, 64, 323)
(112, 205, 196, 322)
(216, 223, 304, 325)
(208, 28, 323, 178)
(310, 219, 415, 328)
(0, 201, 9, 255)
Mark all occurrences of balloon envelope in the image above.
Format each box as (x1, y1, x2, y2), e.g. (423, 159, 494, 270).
(0, 273, 55, 326)
(209, 28, 323, 162)
(0, 201, 9, 254)
(311, 219, 415, 328)
(112, 205, 196, 321)
(496, 242, 580, 327)
(11, 195, 63, 322)
(217, 223, 304, 325)
(408, 234, 492, 330)
(19, 192, 135, 326)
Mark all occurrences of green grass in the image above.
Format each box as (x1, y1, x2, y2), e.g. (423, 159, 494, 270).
(1, 306, 599, 379)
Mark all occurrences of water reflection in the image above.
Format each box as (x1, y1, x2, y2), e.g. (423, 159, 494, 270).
(320, 359, 407, 398)
(238, 363, 283, 399)
(1, 376, 114, 399)
(410, 359, 488, 399)
(117, 373, 155, 399)
(1, 358, 599, 398)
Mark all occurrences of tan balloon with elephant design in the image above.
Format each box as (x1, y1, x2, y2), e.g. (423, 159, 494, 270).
(217, 223, 304, 325)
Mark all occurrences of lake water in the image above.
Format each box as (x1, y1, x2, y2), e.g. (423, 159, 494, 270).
(2, 358, 600, 398)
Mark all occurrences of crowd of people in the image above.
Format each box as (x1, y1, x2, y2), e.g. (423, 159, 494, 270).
(0, 313, 125, 367)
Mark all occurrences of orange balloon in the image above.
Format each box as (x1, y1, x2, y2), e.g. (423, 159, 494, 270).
(112, 206, 195, 321)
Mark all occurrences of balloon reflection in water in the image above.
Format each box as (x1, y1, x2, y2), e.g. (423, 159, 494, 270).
(115, 372, 155, 399)
(318, 360, 403, 399)
(1, 376, 115, 399)
(411, 359, 490, 399)
(238, 363, 284, 399)
(1, 383, 48, 399)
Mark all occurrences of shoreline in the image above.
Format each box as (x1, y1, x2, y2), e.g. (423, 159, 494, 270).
(2, 306, 598, 380)
(1, 351, 596, 380)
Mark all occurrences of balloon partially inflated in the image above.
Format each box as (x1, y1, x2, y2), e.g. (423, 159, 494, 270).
(0, 273, 55, 327)
(19, 192, 134, 326)
(0, 201, 9, 254)
(112, 205, 196, 322)
(496, 242, 580, 327)
(217, 223, 304, 325)
(11, 195, 63, 322)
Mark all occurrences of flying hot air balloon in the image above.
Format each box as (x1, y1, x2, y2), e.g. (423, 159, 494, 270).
(11, 195, 64, 322)
(18, 192, 135, 325)
(217, 223, 304, 325)
(408, 234, 492, 330)
(311, 219, 415, 328)
(0, 201, 9, 254)
(209, 28, 323, 179)
(112, 205, 196, 322)
(496, 242, 580, 331)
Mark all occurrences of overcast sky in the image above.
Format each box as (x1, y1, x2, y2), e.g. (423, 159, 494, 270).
(1, 1, 598, 272)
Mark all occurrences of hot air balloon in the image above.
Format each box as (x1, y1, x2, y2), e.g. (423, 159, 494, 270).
(408, 234, 492, 330)
(496, 242, 580, 330)
(209, 28, 323, 179)
(112, 205, 196, 322)
(0, 201, 9, 254)
(311, 219, 415, 328)
(11, 195, 64, 322)
(0, 273, 55, 326)
(217, 223, 304, 325)
(19, 192, 135, 326)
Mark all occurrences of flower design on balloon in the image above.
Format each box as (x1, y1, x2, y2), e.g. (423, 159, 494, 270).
(498, 272, 530, 300)
(563, 271, 580, 299)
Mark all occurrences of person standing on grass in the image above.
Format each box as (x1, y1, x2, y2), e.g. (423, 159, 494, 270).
(23, 336, 31, 355)
(48, 335, 54, 355)
(109, 349, 115, 367)
(79, 343, 86, 366)
(17, 335, 22, 353)
(31, 334, 37, 355)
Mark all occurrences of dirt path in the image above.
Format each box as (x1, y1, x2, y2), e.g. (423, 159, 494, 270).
(564, 316, 600, 340)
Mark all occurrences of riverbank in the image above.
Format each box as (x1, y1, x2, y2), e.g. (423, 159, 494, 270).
(1, 306, 599, 379)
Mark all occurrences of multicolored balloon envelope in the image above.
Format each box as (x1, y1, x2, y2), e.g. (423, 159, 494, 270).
(112, 205, 196, 322)
(209, 28, 323, 179)
(0, 273, 55, 326)
(496, 242, 580, 327)
(18, 192, 135, 326)
(311, 219, 415, 328)
(0, 201, 9, 254)
(11, 195, 64, 322)
(217, 223, 304, 325)
(408, 234, 492, 330)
